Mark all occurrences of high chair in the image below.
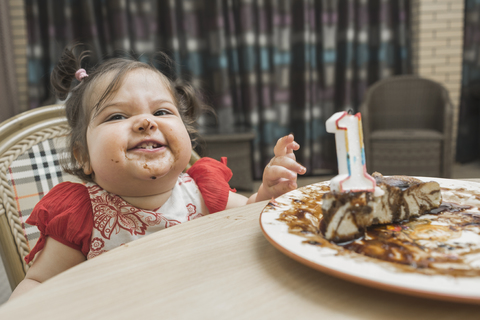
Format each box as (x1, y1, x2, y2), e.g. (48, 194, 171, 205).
(0, 104, 200, 290)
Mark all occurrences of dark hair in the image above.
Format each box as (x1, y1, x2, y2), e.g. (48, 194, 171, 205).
(50, 45, 213, 182)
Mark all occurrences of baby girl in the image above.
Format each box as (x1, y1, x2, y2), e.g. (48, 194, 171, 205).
(9, 47, 306, 299)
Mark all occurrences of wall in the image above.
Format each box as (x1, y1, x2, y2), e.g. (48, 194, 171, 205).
(411, 0, 465, 151)
(7, 0, 28, 113)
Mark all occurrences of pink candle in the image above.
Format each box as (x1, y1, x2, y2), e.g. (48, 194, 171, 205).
(326, 111, 376, 193)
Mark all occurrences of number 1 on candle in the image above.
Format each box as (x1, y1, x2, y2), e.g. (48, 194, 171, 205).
(326, 111, 375, 193)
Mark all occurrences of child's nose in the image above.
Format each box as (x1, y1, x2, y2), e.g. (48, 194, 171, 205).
(134, 118, 158, 133)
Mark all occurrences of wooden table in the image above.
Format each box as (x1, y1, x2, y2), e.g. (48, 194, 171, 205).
(1, 182, 480, 319)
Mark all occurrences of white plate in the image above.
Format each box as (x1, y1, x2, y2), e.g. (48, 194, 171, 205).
(260, 177, 480, 304)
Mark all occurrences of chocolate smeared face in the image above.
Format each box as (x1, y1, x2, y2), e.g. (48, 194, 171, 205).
(85, 69, 191, 197)
(271, 183, 480, 277)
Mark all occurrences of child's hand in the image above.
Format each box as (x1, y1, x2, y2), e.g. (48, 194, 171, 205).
(253, 134, 306, 202)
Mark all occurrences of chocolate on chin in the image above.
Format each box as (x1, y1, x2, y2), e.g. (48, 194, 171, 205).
(320, 172, 442, 243)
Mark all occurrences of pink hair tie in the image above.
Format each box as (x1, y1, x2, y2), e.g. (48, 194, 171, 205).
(75, 68, 88, 81)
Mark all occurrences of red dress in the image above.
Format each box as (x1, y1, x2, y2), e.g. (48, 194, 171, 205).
(25, 157, 235, 263)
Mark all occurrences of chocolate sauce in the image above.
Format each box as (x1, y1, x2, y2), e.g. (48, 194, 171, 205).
(276, 186, 480, 277)
(428, 202, 472, 214)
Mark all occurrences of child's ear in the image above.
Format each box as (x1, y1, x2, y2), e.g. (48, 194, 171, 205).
(82, 160, 93, 175)
(74, 146, 93, 175)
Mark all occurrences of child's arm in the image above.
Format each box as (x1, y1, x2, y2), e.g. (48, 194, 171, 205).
(248, 134, 306, 203)
(9, 237, 86, 301)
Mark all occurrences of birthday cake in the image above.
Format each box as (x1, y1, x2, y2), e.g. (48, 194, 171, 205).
(320, 172, 442, 243)
(319, 111, 442, 243)
(262, 111, 480, 278)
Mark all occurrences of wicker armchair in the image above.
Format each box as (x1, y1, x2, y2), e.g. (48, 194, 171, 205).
(0, 105, 74, 290)
(360, 75, 454, 178)
(0, 105, 200, 290)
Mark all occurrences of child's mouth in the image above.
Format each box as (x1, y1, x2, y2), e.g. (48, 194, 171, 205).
(133, 142, 164, 150)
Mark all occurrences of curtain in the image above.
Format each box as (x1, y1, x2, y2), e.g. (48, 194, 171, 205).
(24, 0, 412, 178)
(0, 0, 21, 122)
(457, 0, 480, 163)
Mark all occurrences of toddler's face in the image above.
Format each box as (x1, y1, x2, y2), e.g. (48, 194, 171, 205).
(84, 68, 192, 197)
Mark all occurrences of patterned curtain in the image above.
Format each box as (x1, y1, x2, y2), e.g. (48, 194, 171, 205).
(457, 0, 480, 163)
(24, 0, 412, 178)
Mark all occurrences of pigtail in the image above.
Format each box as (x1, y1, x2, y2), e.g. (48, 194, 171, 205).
(52, 44, 93, 183)
(50, 44, 90, 100)
(174, 80, 215, 151)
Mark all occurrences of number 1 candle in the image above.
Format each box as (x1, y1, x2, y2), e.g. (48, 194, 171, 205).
(326, 111, 375, 193)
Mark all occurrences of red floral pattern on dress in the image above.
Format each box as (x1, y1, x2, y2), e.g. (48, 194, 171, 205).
(91, 191, 148, 239)
(88, 184, 103, 194)
(143, 211, 176, 227)
(89, 186, 183, 240)
(187, 203, 202, 220)
(87, 249, 107, 259)
(187, 203, 196, 215)
(90, 237, 105, 251)
(181, 174, 193, 184)
(165, 219, 180, 228)
(85, 171, 209, 259)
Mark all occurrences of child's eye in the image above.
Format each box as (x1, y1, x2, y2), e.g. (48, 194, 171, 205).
(106, 114, 126, 121)
(154, 109, 171, 116)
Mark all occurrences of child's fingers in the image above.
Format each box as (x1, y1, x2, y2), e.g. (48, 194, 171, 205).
(264, 165, 298, 184)
(285, 141, 300, 155)
(269, 156, 306, 175)
(273, 134, 295, 157)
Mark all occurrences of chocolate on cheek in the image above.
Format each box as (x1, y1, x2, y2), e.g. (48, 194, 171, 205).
(124, 148, 133, 160)
(145, 162, 155, 179)
(169, 132, 190, 164)
(169, 135, 180, 162)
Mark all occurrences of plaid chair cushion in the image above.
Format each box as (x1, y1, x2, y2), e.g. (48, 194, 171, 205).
(6, 136, 81, 253)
